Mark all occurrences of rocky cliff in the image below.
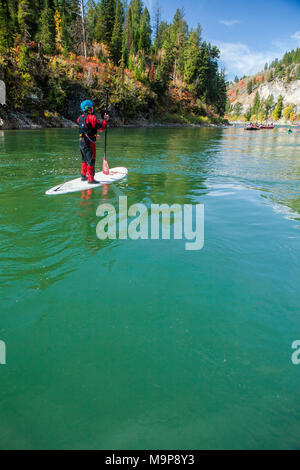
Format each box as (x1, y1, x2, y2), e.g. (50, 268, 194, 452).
(228, 78, 300, 115)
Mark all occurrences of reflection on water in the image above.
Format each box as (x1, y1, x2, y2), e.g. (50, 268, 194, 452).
(0, 127, 299, 293)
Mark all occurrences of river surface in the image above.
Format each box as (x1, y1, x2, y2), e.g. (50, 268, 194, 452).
(0, 126, 299, 449)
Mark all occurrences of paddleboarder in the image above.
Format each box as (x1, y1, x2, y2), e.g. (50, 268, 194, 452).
(77, 100, 109, 184)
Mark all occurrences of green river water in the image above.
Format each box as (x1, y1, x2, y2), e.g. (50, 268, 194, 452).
(0, 126, 299, 449)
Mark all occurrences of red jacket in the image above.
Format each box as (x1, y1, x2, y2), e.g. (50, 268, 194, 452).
(77, 113, 107, 142)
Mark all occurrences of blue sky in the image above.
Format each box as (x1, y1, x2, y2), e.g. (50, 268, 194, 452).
(144, 0, 300, 79)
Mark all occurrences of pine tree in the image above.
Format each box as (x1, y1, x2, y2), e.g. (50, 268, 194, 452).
(153, 3, 161, 44)
(138, 7, 151, 53)
(153, 20, 168, 51)
(18, 0, 36, 41)
(184, 30, 200, 88)
(154, 30, 174, 93)
(247, 80, 252, 94)
(170, 8, 188, 81)
(86, 0, 98, 44)
(195, 42, 216, 100)
(127, 0, 142, 52)
(95, 0, 116, 45)
(272, 95, 283, 120)
(233, 101, 242, 117)
(263, 94, 274, 118)
(215, 69, 227, 116)
(225, 98, 232, 115)
(40, 0, 56, 54)
(8, 0, 19, 36)
(252, 91, 261, 115)
(110, 0, 124, 65)
(0, 1, 12, 52)
(57, 0, 81, 53)
(244, 107, 252, 121)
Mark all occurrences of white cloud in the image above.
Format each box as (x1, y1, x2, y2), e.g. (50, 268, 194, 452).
(214, 41, 280, 79)
(291, 31, 300, 42)
(219, 19, 240, 27)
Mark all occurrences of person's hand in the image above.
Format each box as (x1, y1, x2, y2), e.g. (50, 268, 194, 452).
(104, 113, 109, 121)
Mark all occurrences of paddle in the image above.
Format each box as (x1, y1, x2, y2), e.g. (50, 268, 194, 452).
(102, 87, 110, 175)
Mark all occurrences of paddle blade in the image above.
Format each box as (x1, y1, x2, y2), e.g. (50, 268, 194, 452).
(102, 157, 109, 175)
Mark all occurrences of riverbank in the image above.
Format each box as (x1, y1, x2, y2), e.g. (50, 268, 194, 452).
(0, 106, 229, 130)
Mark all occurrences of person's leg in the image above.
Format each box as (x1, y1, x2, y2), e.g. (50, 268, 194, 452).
(90, 142, 96, 178)
(87, 142, 97, 183)
(80, 147, 88, 180)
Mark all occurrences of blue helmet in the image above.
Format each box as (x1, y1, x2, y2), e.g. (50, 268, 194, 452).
(80, 100, 94, 112)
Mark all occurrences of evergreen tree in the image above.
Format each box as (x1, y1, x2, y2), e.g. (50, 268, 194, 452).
(247, 80, 252, 94)
(0, 1, 12, 52)
(110, 0, 124, 65)
(263, 94, 274, 118)
(272, 94, 283, 120)
(138, 7, 151, 53)
(225, 98, 232, 115)
(58, 0, 81, 53)
(8, 0, 19, 36)
(95, 0, 115, 45)
(153, 20, 168, 51)
(245, 107, 252, 121)
(153, 3, 161, 44)
(233, 101, 242, 116)
(154, 30, 174, 93)
(184, 29, 200, 88)
(252, 91, 260, 115)
(128, 0, 142, 51)
(170, 8, 188, 81)
(86, 0, 98, 44)
(18, 0, 36, 41)
(215, 69, 227, 116)
(195, 42, 219, 104)
(40, 0, 56, 54)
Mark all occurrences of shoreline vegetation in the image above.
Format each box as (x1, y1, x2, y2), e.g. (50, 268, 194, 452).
(0, 106, 229, 130)
(0, 1, 228, 130)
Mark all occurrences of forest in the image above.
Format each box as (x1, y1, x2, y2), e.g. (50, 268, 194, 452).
(0, 0, 227, 125)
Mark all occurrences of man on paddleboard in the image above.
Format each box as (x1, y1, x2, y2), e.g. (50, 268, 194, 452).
(78, 100, 109, 184)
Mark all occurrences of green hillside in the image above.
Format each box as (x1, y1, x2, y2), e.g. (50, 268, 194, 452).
(0, 0, 228, 127)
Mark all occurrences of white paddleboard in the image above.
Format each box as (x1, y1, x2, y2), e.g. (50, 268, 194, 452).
(46, 167, 128, 195)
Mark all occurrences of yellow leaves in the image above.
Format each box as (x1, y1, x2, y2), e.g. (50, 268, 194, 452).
(54, 10, 62, 27)
(54, 10, 62, 52)
(20, 72, 31, 84)
(44, 110, 59, 119)
(282, 105, 295, 120)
